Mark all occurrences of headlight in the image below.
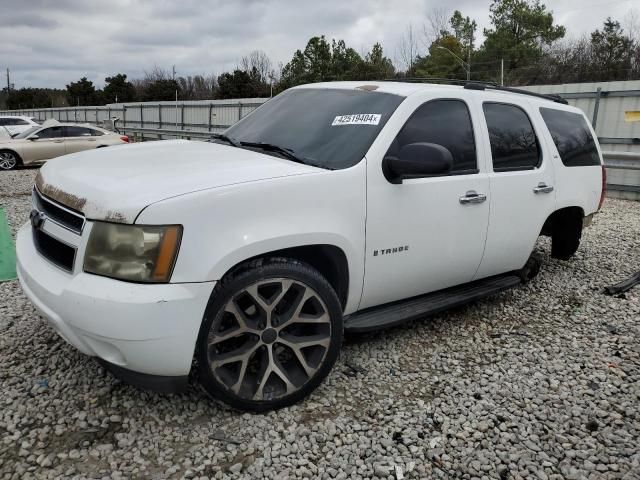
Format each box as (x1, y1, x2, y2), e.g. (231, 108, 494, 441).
(84, 223, 182, 283)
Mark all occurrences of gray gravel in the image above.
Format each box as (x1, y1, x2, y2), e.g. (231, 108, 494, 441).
(1, 167, 639, 480)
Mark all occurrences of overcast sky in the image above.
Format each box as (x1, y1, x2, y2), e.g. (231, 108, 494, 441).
(0, 0, 636, 89)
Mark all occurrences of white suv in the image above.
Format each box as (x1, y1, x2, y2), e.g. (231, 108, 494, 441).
(16, 81, 605, 411)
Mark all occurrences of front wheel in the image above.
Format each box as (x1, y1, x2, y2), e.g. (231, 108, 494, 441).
(196, 258, 343, 411)
(0, 150, 20, 170)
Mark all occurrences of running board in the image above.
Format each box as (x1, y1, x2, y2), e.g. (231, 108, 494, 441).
(345, 274, 522, 333)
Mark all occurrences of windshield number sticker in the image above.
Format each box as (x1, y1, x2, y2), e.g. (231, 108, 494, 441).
(332, 114, 381, 126)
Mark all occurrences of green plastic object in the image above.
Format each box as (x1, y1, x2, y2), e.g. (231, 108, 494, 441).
(0, 207, 17, 282)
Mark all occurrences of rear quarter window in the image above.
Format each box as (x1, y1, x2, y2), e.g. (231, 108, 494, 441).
(539, 108, 601, 167)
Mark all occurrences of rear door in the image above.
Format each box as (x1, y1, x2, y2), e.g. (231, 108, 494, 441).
(361, 94, 491, 309)
(64, 126, 97, 154)
(26, 126, 66, 161)
(474, 99, 557, 279)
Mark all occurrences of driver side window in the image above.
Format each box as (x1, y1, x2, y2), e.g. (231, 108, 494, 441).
(36, 127, 63, 139)
(387, 99, 478, 175)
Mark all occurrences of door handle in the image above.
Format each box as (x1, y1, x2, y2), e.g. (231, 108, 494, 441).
(53, 140, 64, 143)
(533, 182, 554, 194)
(459, 190, 487, 205)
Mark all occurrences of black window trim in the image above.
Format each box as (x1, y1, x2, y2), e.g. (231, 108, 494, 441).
(482, 101, 543, 173)
(388, 97, 480, 181)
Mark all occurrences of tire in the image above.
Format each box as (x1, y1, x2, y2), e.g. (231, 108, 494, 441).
(518, 252, 542, 283)
(0, 150, 21, 171)
(196, 257, 344, 411)
(551, 218, 582, 260)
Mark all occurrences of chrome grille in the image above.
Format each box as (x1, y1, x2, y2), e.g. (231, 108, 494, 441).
(32, 187, 85, 234)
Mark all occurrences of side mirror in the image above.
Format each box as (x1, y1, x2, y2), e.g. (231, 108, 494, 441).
(29, 135, 40, 141)
(382, 142, 453, 184)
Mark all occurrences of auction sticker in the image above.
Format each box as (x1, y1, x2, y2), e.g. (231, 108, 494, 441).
(332, 114, 381, 126)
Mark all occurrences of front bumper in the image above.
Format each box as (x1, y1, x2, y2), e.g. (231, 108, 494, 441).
(16, 223, 214, 380)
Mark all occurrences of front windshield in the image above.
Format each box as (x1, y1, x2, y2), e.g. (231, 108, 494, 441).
(223, 88, 404, 170)
(14, 126, 40, 139)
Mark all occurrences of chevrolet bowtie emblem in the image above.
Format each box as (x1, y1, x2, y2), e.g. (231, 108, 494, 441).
(30, 209, 46, 230)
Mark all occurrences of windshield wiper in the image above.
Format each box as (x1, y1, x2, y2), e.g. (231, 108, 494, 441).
(209, 133, 240, 147)
(239, 141, 332, 169)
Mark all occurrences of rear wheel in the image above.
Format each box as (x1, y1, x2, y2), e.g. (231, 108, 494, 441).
(197, 258, 343, 411)
(551, 217, 582, 260)
(0, 150, 20, 170)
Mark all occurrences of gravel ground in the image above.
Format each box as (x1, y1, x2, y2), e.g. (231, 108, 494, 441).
(1, 168, 639, 480)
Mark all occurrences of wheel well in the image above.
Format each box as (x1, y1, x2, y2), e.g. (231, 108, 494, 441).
(228, 245, 349, 309)
(540, 206, 584, 237)
(0, 149, 22, 164)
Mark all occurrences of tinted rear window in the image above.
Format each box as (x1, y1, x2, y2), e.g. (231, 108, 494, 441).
(539, 108, 600, 167)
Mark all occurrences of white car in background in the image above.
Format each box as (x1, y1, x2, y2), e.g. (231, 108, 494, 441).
(0, 115, 39, 137)
(0, 120, 129, 170)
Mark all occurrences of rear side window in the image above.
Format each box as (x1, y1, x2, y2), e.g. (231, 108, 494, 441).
(483, 103, 540, 172)
(387, 99, 477, 174)
(539, 108, 600, 167)
(65, 126, 93, 137)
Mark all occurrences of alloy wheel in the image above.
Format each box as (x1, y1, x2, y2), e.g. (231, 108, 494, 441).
(0, 152, 17, 170)
(206, 278, 332, 401)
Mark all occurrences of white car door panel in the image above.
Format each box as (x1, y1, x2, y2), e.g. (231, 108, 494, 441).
(474, 99, 557, 279)
(361, 95, 490, 310)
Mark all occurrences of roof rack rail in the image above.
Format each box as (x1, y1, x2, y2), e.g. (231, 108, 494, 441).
(381, 77, 499, 87)
(463, 82, 568, 105)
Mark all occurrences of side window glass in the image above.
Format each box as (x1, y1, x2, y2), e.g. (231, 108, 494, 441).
(36, 127, 63, 139)
(65, 126, 92, 137)
(539, 108, 600, 167)
(483, 103, 540, 172)
(386, 99, 477, 174)
(91, 128, 104, 136)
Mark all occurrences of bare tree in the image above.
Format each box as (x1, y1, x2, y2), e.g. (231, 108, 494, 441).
(623, 8, 640, 43)
(423, 7, 451, 46)
(143, 65, 172, 82)
(240, 50, 273, 83)
(397, 24, 419, 74)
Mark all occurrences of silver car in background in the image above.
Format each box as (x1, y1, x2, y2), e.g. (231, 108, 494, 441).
(0, 120, 129, 170)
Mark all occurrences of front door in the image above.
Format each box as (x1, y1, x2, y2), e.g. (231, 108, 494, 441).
(360, 97, 491, 310)
(474, 99, 556, 279)
(27, 126, 66, 162)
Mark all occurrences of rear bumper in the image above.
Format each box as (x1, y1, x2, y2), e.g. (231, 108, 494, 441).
(16, 223, 214, 378)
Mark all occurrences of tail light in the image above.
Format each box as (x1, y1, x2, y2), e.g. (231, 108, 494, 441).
(120, 136, 129, 143)
(598, 164, 606, 211)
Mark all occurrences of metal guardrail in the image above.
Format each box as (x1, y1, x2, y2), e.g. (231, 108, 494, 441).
(602, 151, 640, 171)
(119, 126, 215, 141)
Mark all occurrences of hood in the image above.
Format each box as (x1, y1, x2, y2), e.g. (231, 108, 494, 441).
(36, 140, 321, 223)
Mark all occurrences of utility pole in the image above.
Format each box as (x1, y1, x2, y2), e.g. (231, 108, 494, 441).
(6, 68, 10, 94)
(500, 58, 504, 86)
